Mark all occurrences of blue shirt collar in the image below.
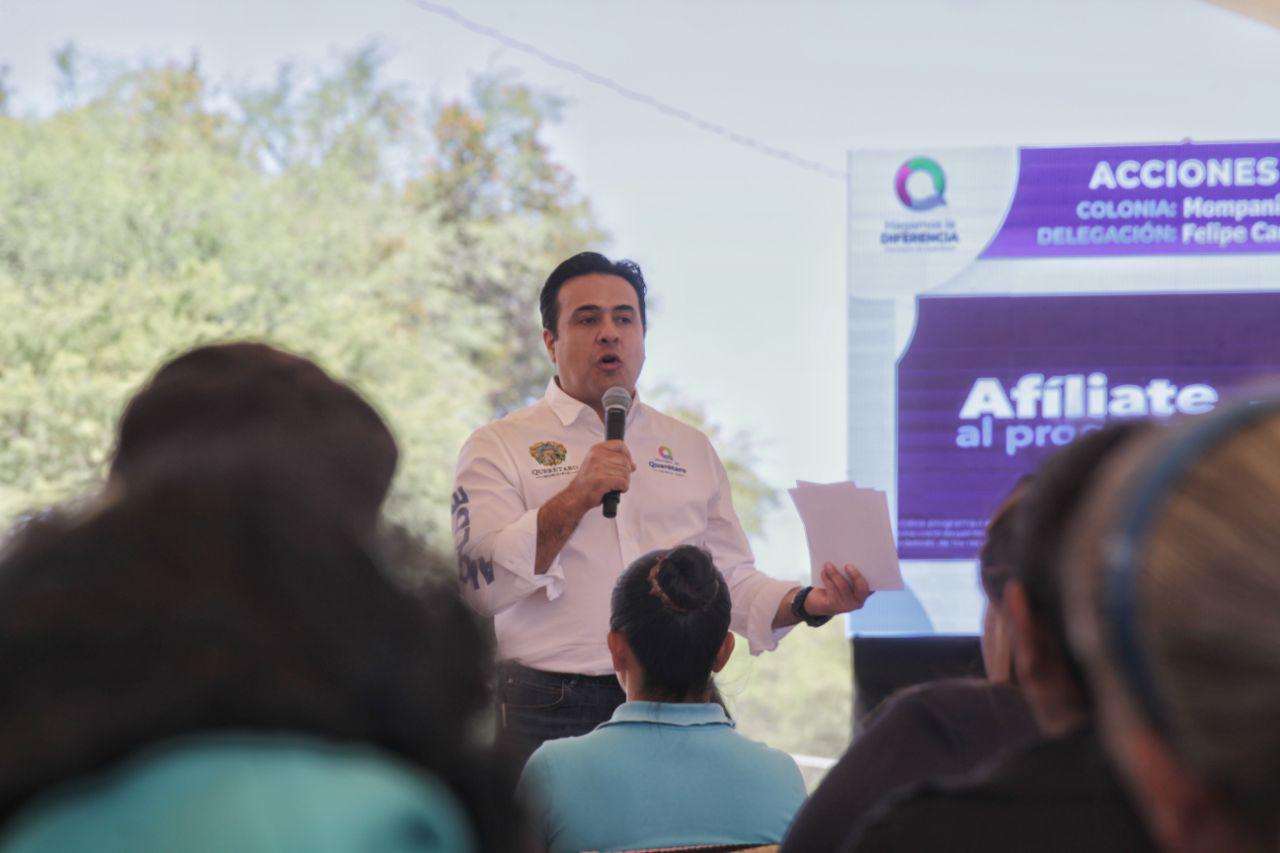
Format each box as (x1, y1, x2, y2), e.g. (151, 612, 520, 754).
(600, 701, 735, 729)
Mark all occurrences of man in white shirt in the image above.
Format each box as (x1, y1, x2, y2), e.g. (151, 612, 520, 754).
(452, 252, 872, 764)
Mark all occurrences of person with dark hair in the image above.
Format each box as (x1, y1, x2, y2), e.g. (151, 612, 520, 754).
(781, 478, 1038, 853)
(842, 423, 1158, 853)
(537, 250, 649, 338)
(975, 474, 1033, 684)
(112, 341, 398, 536)
(517, 545, 806, 853)
(0, 447, 517, 852)
(453, 251, 873, 765)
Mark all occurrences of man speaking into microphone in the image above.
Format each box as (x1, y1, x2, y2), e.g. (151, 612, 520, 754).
(452, 252, 872, 765)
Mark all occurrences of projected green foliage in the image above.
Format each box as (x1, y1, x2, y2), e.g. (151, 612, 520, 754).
(0, 46, 777, 558)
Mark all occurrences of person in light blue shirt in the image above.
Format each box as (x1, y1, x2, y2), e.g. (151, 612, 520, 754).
(0, 733, 477, 853)
(517, 545, 808, 853)
(0, 447, 518, 852)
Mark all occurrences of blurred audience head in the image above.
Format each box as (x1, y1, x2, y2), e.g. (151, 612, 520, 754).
(0, 447, 514, 850)
(1006, 421, 1153, 733)
(110, 342, 397, 535)
(1066, 400, 1280, 853)
(977, 475, 1031, 683)
(608, 545, 732, 702)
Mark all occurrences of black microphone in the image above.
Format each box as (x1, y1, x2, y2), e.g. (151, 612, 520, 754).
(601, 386, 632, 519)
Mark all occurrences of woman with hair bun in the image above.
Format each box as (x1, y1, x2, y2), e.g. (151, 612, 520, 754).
(517, 545, 806, 853)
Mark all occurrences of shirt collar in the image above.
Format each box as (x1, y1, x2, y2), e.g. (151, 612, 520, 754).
(544, 377, 645, 429)
(600, 701, 735, 729)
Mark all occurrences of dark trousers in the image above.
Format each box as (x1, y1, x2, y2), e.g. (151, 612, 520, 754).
(496, 663, 625, 770)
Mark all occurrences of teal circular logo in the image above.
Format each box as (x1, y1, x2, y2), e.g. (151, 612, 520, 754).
(895, 157, 947, 211)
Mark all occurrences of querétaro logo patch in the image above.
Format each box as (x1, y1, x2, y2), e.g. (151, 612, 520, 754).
(648, 446, 688, 476)
(529, 441, 568, 467)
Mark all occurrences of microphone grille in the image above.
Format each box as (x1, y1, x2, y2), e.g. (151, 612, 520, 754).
(602, 386, 633, 413)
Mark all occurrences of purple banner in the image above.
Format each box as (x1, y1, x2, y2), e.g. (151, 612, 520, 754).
(896, 292, 1280, 559)
(982, 142, 1280, 258)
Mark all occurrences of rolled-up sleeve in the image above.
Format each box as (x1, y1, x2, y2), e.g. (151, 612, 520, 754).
(452, 428, 566, 616)
(702, 442, 797, 654)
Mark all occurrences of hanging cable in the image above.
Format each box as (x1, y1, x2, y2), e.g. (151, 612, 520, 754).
(403, 0, 846, 181)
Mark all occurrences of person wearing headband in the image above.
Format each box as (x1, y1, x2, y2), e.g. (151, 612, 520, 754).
(517, 545, 807, 853)
(1065, 398, 1280, 853)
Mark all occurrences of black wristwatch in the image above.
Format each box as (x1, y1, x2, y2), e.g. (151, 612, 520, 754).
(790, 586, 832, 628)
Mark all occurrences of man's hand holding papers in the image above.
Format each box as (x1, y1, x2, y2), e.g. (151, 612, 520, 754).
(788, 480, 904, 593)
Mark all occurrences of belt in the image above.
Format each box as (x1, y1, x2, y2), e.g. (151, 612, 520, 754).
(497, 661, 620, 686)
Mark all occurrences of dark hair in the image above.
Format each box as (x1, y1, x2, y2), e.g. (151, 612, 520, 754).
(111, 342, 398, 534)
(979, 475, 1033, 605)
(540, 252, 648, 337)
(1013, 421, 1153, 697)
(610, 546, 729, 701)
(0, 448, 517, 851)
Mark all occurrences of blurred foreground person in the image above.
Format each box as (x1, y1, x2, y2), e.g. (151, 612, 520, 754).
(0, 449, 517, 852)
(111, 341, 398, 537)
(844, 423, 1157, 852)
(518, 545, 806, 853)
(782, 479, 1038, 853)
(1067, 399, 1280, 853)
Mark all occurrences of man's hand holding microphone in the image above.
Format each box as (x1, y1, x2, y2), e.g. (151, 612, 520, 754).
(533, 387, 635, 574)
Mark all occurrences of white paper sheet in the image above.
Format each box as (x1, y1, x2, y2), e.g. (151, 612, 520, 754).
(787, 480, 904, 591)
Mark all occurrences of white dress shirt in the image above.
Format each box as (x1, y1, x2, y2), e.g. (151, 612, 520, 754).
(452, 378, 797, 675)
